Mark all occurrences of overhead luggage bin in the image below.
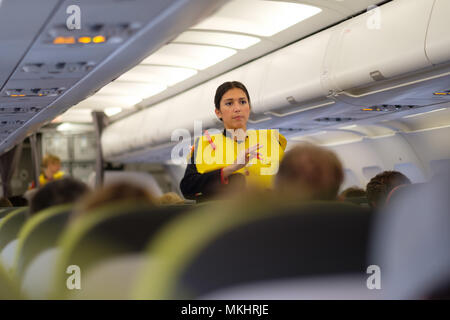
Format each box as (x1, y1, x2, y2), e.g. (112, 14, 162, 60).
(257, 29, 334, 117)
(159, 79, 217, 144)
(425, 0, 450, 66)
(327, 0, 435, 93)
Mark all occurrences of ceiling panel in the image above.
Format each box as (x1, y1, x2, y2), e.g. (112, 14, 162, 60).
(191, 0, 322, 36)
(53, 0, 391, 140)
(116, 65, 197, 86)
(142, 43, 237, 70)
(73, 95, 143, 110)
(173, 31, 261, 49)
(96, 81, 167, 99)
(121, 0, 390, 117)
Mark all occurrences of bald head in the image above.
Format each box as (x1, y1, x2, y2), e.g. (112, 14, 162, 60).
(275, 144, 344, 201)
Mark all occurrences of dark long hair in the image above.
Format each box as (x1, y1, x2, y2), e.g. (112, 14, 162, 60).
(214, 81, 251, 111)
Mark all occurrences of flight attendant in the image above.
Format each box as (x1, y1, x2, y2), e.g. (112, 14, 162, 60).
(29, 154, 65, 189)
(180, 81, 287, 201)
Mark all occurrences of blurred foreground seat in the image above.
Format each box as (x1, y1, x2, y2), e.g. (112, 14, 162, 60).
(132, 200, 381, 299)
(14, 204, 73, 299)
(0, 264, 21, 299)
(51, 202, 192, 299)
(371, 177, 450, 299)
(0, 208, 28, 273)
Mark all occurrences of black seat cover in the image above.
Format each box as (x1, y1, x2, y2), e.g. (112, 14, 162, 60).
(177, 202, 373, 298)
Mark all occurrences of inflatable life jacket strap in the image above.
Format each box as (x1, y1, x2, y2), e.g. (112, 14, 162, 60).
(204, 130, 216, 150)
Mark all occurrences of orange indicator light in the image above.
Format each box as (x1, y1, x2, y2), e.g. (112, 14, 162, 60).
(53, 36, 75, 44)
(78, 37, 92, 44)
(93, 35, 106, 43)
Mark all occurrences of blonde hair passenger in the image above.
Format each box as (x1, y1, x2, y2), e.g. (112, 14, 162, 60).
(72, 182, 156, 220)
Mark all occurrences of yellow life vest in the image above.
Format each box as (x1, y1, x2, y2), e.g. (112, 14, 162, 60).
(39, 170, 65, 186)
(193, 129, 287, 189)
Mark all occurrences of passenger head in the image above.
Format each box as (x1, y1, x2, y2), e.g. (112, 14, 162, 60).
(214, 81, 251, 131)
(42, 154, 61, 176)
(275, 143, 344, 201)
(366, 170, 411, 208)
(29, 177, 90, 215)
(338, 187, 366, 201)
(157, 192, 185, 205)
(73, 182, 156, 218)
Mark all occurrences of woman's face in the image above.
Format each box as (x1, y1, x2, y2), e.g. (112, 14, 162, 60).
(215, 88, 250, 130)
(48, 161, 61, 175)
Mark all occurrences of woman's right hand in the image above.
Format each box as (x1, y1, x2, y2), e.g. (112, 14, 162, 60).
(222, 144, 263, 178)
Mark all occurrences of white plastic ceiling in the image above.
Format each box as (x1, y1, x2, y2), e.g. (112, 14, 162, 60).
(101, 0, 450, 163)
(0, 0, 228, 154)
(61, 0, 390, 122)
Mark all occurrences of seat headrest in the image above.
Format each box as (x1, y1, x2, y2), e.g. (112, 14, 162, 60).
(370, 178, 450, 299)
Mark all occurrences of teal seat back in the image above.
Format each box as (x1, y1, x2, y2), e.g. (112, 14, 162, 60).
(15, 204, 72, 278)
(0, 208, 28, 251)
(51, 202, 189, 298)
(0, 265, 21, 299)
(0, 207, 26, 219)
